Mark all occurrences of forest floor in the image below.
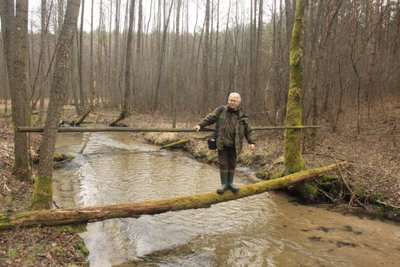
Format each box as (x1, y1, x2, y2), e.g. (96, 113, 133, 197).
(0, 99, 399, 266)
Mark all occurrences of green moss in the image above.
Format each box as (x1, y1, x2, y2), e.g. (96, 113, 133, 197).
(205, 151, 217, 163)
(256, 170, 269, 180)
(74, 240, 89, 258)
(374, 205, 385, 215)
(373, 191, 385, 202)
(283, 91, 306, 178)
(284, 0, 305, 176)
(317, 175, 339, 185)
(53, 224, 87, 233)
(54, 152, 74, 162)
(0, 213, 11, 230)
(297, 183, 319, 201)
(30, 175, 53, 210)
(289, 0, 305, 90)
(271, 170, 285, 180)
(7, 243, 23, 261)
(353, 185, 366, 198)
(8, 248, 17, 261)
(50, 245, 69, 257)
(238, 153, 254, 166)
(3, 196, 13, 206)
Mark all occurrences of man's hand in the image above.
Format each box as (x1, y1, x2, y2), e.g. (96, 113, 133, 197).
(194, 125, 201, 132)
(249, 144, 256, 150)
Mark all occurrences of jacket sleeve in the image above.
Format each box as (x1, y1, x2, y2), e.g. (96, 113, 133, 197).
(244, 118, 256, 144)
(198, 106, 223, 128)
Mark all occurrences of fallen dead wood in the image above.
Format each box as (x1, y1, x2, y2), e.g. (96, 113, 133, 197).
(17, 127, 214, 133)
(17, 125, 320, 133)
(161, 138, 190, 149)
(0, 162, 348, 230)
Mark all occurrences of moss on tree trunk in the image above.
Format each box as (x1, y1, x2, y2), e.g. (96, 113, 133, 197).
(284, 0, 317, 200)
(284, 0, 306, 175)
(30, 175, 53, 210)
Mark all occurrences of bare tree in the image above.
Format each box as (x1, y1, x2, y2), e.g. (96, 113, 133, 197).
(201, 0, 211, 114)
(78, 0, 86, 113)
(151, 1, 173, 116)
(133, 0, 143, 110)
(110, 0, 135, 126)
(0, 0, 31, 181)
(171, 0, 182, 128)
(89, 0, 95, 110)
(31, 0, 81, 210)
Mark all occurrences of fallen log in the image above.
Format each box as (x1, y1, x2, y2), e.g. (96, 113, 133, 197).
(17, 127, 214, 133)
(0, 162, 348, 230)
(161, 138, 190, 149)
(16, 125, 320, 133)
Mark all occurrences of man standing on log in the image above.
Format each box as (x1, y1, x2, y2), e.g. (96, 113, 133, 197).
(194, 92, 256, 194)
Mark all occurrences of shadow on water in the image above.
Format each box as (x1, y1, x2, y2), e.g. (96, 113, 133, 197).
(53, 133, 400, 267)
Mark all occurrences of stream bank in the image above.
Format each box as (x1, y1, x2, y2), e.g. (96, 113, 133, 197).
(1, 103, 399, 265)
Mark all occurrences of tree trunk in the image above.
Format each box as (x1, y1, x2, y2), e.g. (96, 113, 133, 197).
(78, 0, 85, 113)
(31, 0, 50, 124)
(171, 0, 182, 128)
(110, 0, 135, 126)
(255, 0, 263, 112)
(350, 0, 362, 134)
(0, 162, 348, 230)
(89, 0, 95, 110)
(134, 0, 143, 110)
(31, 0, 81, 210)
(112, 0, 121, 108)
(284, 0, 306, 175)
(201, 0, 211, 114)
(0, 0, 31, 181)
(151, 1, 173, 116)
(122, 0, 135, 117)
(70, 32, 80, 115)
(70, 109, 91, 126)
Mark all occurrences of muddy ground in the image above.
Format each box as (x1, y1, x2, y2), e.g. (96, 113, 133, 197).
(0, 100, 399, 266)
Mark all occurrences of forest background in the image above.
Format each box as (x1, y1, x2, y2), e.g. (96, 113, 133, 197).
(1, 0, 399, 265)
(1, 0, 398, 126)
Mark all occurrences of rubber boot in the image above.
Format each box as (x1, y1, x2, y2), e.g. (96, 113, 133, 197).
(217, 171, 229, 194)
(227, 171, 239, 193)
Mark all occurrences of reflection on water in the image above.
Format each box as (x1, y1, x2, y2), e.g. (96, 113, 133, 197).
(53, 133, 400, 267)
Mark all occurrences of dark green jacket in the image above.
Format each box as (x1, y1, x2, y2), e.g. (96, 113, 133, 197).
(199, 105, 255, 154)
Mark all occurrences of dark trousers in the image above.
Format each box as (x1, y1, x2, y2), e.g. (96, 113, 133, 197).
(218, 146, 237, 173)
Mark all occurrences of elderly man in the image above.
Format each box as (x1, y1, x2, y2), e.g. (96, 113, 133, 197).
(194, 92, 256, 194)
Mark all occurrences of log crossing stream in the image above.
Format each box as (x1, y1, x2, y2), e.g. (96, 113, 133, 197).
(53, 132, 399, 267)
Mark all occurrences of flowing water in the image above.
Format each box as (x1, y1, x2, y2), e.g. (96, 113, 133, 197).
(53, 133, 400, 267)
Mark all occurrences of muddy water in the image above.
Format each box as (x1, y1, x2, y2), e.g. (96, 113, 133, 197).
(53, 133, 400, 267)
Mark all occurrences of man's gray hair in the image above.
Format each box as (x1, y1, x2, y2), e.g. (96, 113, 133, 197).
(229, 92, 241, 103)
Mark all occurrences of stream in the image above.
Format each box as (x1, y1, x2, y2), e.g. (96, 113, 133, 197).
(53, 132, 400, 266)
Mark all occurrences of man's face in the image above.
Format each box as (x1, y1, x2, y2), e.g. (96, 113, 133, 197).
(228, 95, 240, 110)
